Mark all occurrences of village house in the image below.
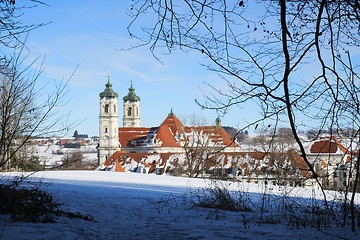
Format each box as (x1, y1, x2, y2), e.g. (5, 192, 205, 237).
(303, 136, 358, 191)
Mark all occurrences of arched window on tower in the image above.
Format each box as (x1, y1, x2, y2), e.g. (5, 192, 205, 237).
(136, 107, 139, 116)
(114, 104, 116, 113)
(104, 104, 109, 113)
(128, 107, 132, 116)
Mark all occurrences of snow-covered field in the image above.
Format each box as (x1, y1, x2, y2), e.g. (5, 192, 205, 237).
(1, 171, 359, 240)
(36, 145, 98, 166)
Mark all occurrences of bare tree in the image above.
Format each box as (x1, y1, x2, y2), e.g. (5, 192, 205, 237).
(61, 151, 84, 170)
(8, 139, 41, 171)
(175, 115, 215, 177)
(128, 0, 360, 230)
(174, 115, 230, 178)
(0, 1, 65, 170)
(250, 127, 305, 186)
(0, 0, 46, 52)
(0, 51, 74, 170)
(182, 127, 214, 178)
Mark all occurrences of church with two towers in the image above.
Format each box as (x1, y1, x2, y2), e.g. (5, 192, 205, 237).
(98, 77, 240, 166)
(97, 78, 318, 185)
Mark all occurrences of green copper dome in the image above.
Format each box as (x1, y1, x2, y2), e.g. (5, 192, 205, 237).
(215, 116, 221, 129)
(123, 82, 140, 102)
(168, 108, 175, 116)
(99, 78, 118, 98)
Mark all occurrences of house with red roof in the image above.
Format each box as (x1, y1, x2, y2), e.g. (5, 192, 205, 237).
(304, 136, 357, 190)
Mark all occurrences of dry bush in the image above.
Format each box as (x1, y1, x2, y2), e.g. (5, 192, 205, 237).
(189, 181, 253, 212)
(0, 180, 94, 223)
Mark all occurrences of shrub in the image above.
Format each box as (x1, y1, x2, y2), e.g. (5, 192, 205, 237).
(0, 184, 61, 223)
(0, 182, 94, 223)
(10, 156, 42, 172)
(190, 181, 253, 212)
(188, 182, 360, 230)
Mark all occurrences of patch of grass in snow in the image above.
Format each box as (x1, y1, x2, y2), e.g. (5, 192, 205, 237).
(190, 182, 253, 212)
(151, 192, 188, 215)
(270, 194, 360, 229)
(187, 181, 360, 231)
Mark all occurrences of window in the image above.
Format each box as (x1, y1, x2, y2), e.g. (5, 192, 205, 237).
(128, 107, 132, 116)
(104, 104, 109, 113)
(136, 107, 139, 116)
(105, 128, 108, 133)
(114, 105, 116, 113)
(315, 163, 320, 172)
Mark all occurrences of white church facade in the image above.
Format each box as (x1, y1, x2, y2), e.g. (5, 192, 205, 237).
(98, 78, 121, 164)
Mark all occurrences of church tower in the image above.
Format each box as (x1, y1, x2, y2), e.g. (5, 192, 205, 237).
(123, 81, 141, 127)
(98, 76, 120, 165)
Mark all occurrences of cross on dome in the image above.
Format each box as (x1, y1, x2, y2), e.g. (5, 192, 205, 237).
(99, 75, 118, 98)
(123, 80, 140, 102)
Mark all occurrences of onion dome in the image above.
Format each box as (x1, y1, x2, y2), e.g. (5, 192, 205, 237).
(123, 81, 140, 102)
(99, 76, 118, 98)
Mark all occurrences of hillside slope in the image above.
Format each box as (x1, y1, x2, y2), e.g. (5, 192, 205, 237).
(0, 171, 359, 239)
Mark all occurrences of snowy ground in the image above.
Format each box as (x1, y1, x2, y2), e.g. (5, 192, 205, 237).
(1, 171, 359, 240)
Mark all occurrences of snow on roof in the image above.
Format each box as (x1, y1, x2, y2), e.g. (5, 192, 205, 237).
(117, 114, 239, 148)
(118, 127, 158, 147)
(309, 136, 351, 155)
(160, 114, 184, 135)
(103, 150, 311, 178)
(155, 125, 181, 147)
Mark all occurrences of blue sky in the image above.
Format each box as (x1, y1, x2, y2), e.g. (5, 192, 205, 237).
(13, 0, 261, 137)
(14, 0, 360, 137)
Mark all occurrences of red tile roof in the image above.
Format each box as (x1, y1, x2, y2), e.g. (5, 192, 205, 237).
(160, 114, 184, 135)
(118, 127, 157, 147)
(332, 137, 350, 155)
(288, 150, 316, 178)
(183, 126, 238, 147)
(105, 150, 311, 178)
(155, 125, 182, 147)
(115, 161, 125, 172)
(310, 137, 350, 154)
(310, 140, 338, 153)
(105, 152, 176, 173)
(117, 114, 238, 148)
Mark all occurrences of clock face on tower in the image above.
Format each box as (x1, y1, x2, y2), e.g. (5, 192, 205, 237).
(103, 135, 109, 143)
